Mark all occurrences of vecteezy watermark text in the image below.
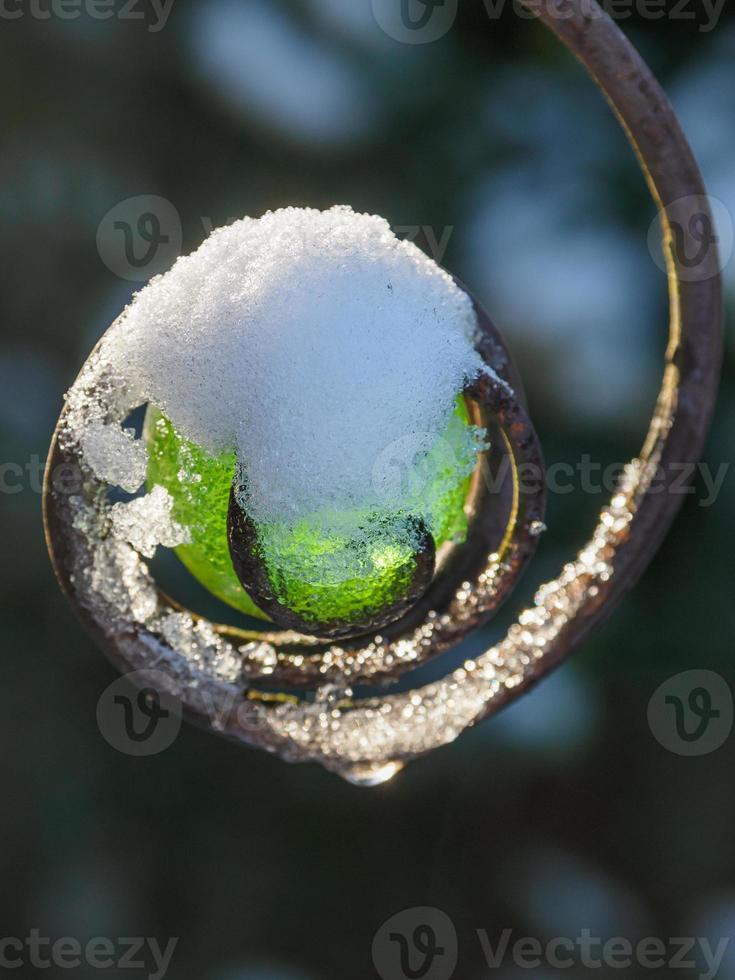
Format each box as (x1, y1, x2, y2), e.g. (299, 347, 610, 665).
(477, 928, 728, 978)
(505, 456, 730, 508)
(6, 453, 730, 508)
(97, 192, 735, 284)
(373, 908, 730, 980)
(371, 0, 726, 43)
(482, 0, 726, 33)
(96, 196, 455, 281)
(372, 439, 730, 510)
(96, 669, 273, 757)
(0, 932, 177, 978)
(0, 0, 175, 31)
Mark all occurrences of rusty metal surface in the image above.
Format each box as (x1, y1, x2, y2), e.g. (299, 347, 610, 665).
(44, 288, 546, 689)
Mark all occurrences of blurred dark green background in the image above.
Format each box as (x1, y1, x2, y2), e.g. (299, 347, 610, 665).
(1, 1, 734, 977)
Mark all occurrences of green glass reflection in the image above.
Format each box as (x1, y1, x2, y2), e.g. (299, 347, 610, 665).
(144, 398, 481, 625)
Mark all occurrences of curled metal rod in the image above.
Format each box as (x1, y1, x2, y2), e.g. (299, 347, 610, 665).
(43, 0, 723, 779)
(493, 0, 724, 700)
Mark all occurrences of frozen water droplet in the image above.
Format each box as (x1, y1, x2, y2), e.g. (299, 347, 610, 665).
(338, 760, 404, 787)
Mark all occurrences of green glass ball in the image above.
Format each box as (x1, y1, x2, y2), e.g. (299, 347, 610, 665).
(143, 398, 478, 630)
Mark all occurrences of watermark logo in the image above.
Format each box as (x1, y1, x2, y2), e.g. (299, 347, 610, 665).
(372, 907, 458, 980)
(97, 670, 182, 756)
(648, 194, 733, 283)
(371, 0, 458, 44)
(372, 432, 459, 503)
(97, 195, 182, 282)
(648, 670, 733, 756)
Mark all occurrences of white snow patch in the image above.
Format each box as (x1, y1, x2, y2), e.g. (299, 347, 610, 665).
(101, 205, 485, 527)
